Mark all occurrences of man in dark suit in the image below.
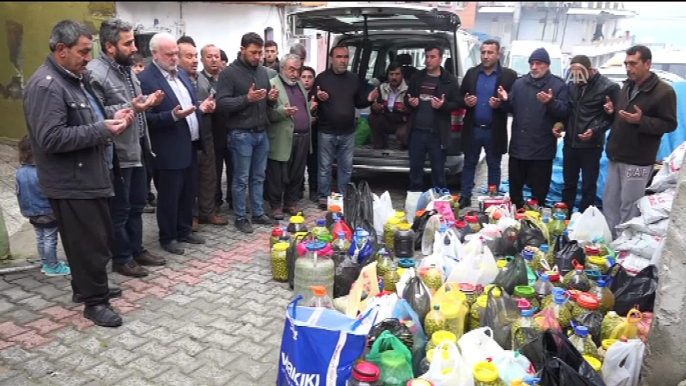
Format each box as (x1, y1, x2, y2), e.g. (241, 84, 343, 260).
(138, 32, 216, 255)
(457, 39, 518, 208)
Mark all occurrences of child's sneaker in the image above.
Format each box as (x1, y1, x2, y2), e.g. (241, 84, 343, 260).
(42, 262, 70, 276)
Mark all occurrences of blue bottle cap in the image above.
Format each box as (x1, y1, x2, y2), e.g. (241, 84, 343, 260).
(522, 309, 533, 317)
(597, 279, 606, 287)
(575, 325, 589, 338)
(522, 250, 535, 260)
(439, 224, 447, 232)
(540, 244, 549, 252)
(306, 241, 326, 251)
(540, 273, 550, 282)
(338, 232, 347, 239)
(554, 212, 567, 220)
(317, 219, 326, 226)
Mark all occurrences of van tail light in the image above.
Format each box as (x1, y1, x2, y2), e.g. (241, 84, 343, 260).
(451, 108, 466, 132)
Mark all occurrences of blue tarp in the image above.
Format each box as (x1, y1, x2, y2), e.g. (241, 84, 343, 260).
(487, 81, 686, 210)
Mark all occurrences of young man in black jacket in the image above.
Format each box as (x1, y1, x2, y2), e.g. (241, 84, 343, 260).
(554, 55, 619, 214)
(404, 43, 461, 191)
(312, 46, 378, 209)
(457, 39, 518, 208)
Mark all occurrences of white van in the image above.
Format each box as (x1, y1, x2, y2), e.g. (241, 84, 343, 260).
(502, 40, 565, 78)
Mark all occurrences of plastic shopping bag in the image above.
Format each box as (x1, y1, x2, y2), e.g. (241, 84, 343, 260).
(540, 357, 607, 386)
(433, 200, 456, 224)
(483, 285, 521, 350)
(570, 206, 613, 243)
(420, 341, 475, 386)
(342, 262, 380, 318)
(393, 299, 428, 356)
(610, 265, 658, 316)
(493, 351, 533, 386)
(363, 293, 399, 324)
(492, 254, 529, 295)
(277, 298, 379, 386)
(601, 339, 645, 386)
(405, 191, 423, 224)
(373, 191, 395, 243)
(457, 327, 506, 370)
(401, 270, 433, 326)
(366, 330, 414, 377)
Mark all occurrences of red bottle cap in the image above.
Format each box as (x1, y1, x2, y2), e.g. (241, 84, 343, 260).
(554, 202, 568, 209)
(465, 215, 478, 223)
(577, 293, 600, 310)
(353, 361, 380, 382)
(568, 289, 582, 301)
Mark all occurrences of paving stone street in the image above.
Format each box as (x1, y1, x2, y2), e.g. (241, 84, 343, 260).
(0, 141, 492, 385)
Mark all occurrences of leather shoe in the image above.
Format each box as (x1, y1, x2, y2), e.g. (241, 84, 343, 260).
(271, 208, 285, 221)
(161, 240, 185, 255)
(72, 287, 122, 304)
(83, 304, 122, 327)
(178, 233, 206, 244)
(284, 206, 300, 216)
(318, 198, 328, 210)
(199, 215, 228, 225)
(113, 260, 149, 278)
(458, 196, 472, 210)
(134, 250, 166, 266)
(192, 217, 199, 232)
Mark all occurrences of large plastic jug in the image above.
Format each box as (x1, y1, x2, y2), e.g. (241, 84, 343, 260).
(394, 223, 415, 258)
(293, 241, 334, 301)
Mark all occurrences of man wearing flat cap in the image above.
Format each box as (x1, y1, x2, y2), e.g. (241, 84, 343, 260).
(497, 47, 569, 208)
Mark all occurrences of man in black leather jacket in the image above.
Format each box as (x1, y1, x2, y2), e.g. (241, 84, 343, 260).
(554, 55, 620, 213)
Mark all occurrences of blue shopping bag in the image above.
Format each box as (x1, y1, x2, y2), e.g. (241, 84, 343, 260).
(277, 297, 379, 386)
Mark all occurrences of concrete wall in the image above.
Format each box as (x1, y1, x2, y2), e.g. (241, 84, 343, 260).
(0, 2, 116, 141)
(116, 2, 285, 70)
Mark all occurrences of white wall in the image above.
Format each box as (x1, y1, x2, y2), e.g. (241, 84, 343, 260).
(116, 2, 285, 70)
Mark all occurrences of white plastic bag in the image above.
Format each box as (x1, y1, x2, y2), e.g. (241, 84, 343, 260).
(373, 191, 394, 242)
(601, 339, 645, 386)
(457, 327, 506, 370)
(636, 190, 676, 224)
(422, 215, 443, 256)
(396, 267, 414, 298)
(611, 230, 663, 259)
(570, 206, 613, 243)
(648, 140, 686, 193)
(362, 293, 399, 322)
(492, 351, 532, 385)
(616, 215, 670, 237)
(420, 341, 474, 386)
(447, 238, 499, 287)
(405, 191, 423, 223)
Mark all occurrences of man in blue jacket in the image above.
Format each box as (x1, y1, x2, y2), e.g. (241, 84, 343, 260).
(499, 48, 569, 208)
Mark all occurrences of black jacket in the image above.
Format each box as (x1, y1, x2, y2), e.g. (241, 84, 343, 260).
(457, 63, 518, 155)
(606, 72, 677, 166)
(23, 55, 114, 199)
(215, 58, 275, 131)
(312, 68, 373, 135)
(503, 71, 569, 161)
(404, 67, 461, 149)
(564, 72, 620, 149)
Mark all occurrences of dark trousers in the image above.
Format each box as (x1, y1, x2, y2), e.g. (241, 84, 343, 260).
(143, 139, 157, 204)
(265, 132, 310, 208)
(306, 124, 318, 194)
(110, 165, 147, 266)
(194, 134, 217, 219)
(508, 156, 554, 208)
(562, 146, 603, 213)
(369, 113, 409, 149)
(50, 198, 113, 306)
(155, 148, 198, 244)
(214, 130, 233, 208)
(409, 129, 446, 191)
(461, 125, 502, 199)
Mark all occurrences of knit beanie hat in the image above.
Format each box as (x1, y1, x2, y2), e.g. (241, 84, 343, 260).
(529, 48, 551, 65)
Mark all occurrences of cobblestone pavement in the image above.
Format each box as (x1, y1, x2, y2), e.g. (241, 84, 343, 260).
(0, 141, 492, 385)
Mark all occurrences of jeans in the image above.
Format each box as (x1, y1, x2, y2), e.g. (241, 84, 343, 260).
(110, 166, 147, 266)
(34, 226, 58, 268)
(230, 130, 269, 219)
(562, 146, 602, 213)
(409, 130, 446, 191)
(461, 126, 502, 199)
(318, 132, 355, 199)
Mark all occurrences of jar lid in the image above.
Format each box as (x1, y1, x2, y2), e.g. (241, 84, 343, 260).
(426, 348, 450, 363)
(329, 205, 341, 212)
(352, 361, 380, 382)
(273, 242, 290, 252)
(380, 350, 405, 367)
(465, 215, 478, 223)
(395, 211, 406, 218)
(458, 283, 475, 293)
(577, 293, 600, 309)
(455, 220, 467, 229)
(588, 256, 607, 266)
(398, 223, 412, 231)
(515, 286, 535, 299)
(431, 330, 457, 346)
(484, 285, 502, 298)
(583, 355, 602, 372)
(476, 295, 489, 309)
(306, 241, 326, 251)
(515, 212, 527, 221)
(473, 361, 500, 382)
(554, 202, 568, 209)
(290, 213, 305, 223)
(497, 260, 509, 269)
(398, 258, 416, 268)
(602, 339, 619, 350)
(388, 217, 401, 225)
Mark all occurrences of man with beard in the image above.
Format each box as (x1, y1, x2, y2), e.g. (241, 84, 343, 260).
(177, 41, 228, 229)
(138, 32, 215, 255)
(265, 54, 316, 219)
(24, 19, 133, 326)
(300, 66, 319, 201)
(87, 18, 167, 277)
(369, 62, 410, 150)
(498, 48, 569, 208)
(216, 32, 279, 233)
(457, 39, 517, 208)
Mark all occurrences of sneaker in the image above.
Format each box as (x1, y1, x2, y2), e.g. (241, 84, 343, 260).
(42, 262, 71, 276)
(235, 218, 253, 234)
(271, 208, 285, 221)
(252, 214, 275, 225)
